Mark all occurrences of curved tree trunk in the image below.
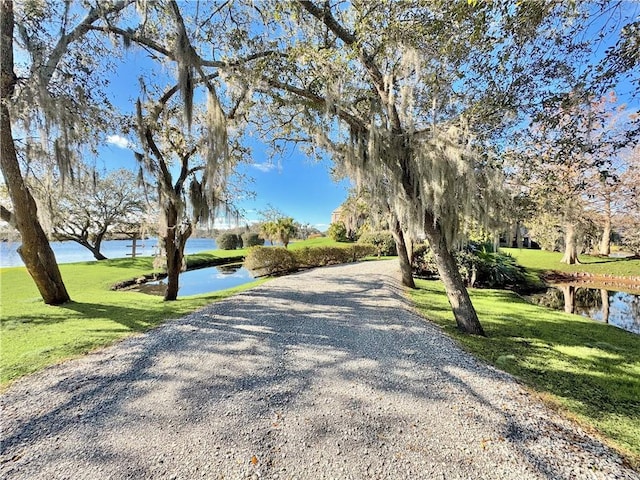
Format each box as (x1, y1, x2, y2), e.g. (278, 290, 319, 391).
(391, 219, 415, 288)
(85, 243, 108, 261)
(1, 1, 70, 305)
(162, 203, 193, 301)
(424, 211, 485, 336)
(560, 223, 580, 264)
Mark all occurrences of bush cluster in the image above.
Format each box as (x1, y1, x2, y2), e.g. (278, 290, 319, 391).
(244, 246, 297, 276)
(412, 242, 530, 290)
(244, 244, 376, 276)
(217, 232, 242, 250)
(241, 232, 264, 248)
(327, 222, 348, 242)
(218, 231, 266, 250)
(357, 231, 397, 256)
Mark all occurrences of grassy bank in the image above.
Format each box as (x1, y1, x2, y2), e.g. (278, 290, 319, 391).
(502, 247, 640, 278)
(410, 280, 640, 468)
(0, 249, 267, 387)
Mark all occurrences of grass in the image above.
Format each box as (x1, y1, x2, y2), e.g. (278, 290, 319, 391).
(0, 250, 267, 387)
(410, 279, 640, 468)
(502, 247, 640, 278)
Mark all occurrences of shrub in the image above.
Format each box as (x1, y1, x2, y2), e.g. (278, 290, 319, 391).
(244, 244, 376, 277)
(412, 244, 438, 278)
(217, 232, 241, 250)
(327, 222, 348, 242)
(349, 244, 377, 260)
(241, 232, 264, 248)
(244, 247, 297, 276)
(357, 231, 396, 256)
(307, 233, 324, 240)
(293, 246, 351, 267)
(411, 243, 530, 290)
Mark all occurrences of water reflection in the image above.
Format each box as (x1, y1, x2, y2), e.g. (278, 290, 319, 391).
(529, 284, 640, 334)
(137, 264, 254, 297)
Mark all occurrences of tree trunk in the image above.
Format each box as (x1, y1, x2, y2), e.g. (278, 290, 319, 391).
(70, 239, 108, 261)
(1, 0, 70, 305)
(391, 219, 415, 288)
(423, 211, 485, 336)
(163, 205, 182, 301)
(87, 244, 108, 261)
(599, 197, 611, 256)
(560, 223, 580, 264)
(162, 203, 192, 301)
(403, 229, 414, 264)
(515, 221, 523, 249)
(600, 289, 610, 324)
(561, 284, 575, 314)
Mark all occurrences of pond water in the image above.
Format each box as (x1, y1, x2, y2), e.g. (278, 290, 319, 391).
(528, 284, 640, 334)
(0, 238, 218, 268)
(138, 263, 254, 297)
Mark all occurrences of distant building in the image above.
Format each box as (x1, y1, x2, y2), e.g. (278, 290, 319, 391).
(330, 206, 344, 225)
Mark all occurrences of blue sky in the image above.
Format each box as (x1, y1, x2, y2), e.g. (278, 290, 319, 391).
(96, 48, 351, 231)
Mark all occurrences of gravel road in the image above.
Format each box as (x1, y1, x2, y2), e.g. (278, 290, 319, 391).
(1, 260, 637, 479)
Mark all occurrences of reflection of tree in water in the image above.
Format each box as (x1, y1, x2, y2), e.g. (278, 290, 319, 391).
(529, 288, 564, 310)
(613, 292, 640, 334)
(574, 287, 603, 316)
(216, 264, 242, 275)
(528, 284, 640, 334)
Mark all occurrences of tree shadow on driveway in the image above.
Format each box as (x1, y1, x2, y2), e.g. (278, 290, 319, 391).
(0, 264, 632, 479)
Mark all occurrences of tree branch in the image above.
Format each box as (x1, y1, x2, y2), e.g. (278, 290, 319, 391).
(42, 1, 132, 84)
(297, 0, 402, 132)
(261, 76, 367, 134)
(0, 204, 15, 226)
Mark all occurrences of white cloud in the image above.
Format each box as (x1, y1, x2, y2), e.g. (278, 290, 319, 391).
(251, 162, 276, 173)
(106, 134, 131, 149)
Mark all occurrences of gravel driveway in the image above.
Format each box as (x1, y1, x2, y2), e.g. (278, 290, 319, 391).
(1, 260, 637, 479)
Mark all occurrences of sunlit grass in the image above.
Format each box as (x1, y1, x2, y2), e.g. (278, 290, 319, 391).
(410, 280, 640, 467)
(502, 247, 640, 278)
(0, 251, 266, 387)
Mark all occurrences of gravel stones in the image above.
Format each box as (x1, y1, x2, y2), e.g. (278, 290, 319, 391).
(1, 261, 637, 479)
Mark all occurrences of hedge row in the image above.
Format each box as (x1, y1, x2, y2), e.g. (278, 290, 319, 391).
(244, 244, 376, 276)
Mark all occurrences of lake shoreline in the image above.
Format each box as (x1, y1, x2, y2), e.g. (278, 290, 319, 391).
(543, 270, 640, 294)
(111, 255, 245, 291)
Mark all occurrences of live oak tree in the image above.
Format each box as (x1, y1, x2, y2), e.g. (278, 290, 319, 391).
(0, 0, 129, 304)
(95, 0, 273, 300)
(133, 82, 234, 301)
(31, 167, 149, 260)
(242, 1, 602, 335)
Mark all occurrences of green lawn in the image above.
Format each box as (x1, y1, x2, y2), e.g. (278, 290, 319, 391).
(0, 250, 266, 387)
(502, 247, 640, 278)
(410, 280, 640, 468)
